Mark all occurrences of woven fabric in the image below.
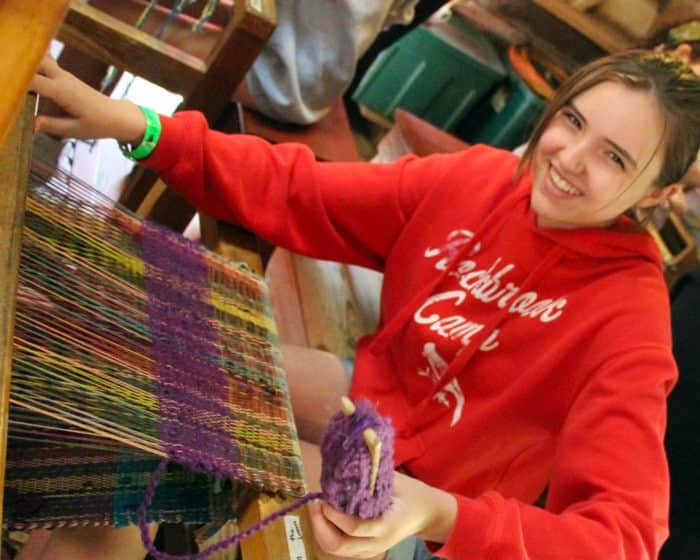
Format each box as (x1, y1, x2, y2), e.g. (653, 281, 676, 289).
(5, 159, 305, 530)
(5, 442, 243, 530)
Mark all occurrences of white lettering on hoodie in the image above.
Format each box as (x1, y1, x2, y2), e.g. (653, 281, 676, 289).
(415, 230, 569, 427)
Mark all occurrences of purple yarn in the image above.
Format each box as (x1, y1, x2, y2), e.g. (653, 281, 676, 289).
(141, 221, 246, 481)
(138, 226, 396, 554)
(320, 399, 394, 519)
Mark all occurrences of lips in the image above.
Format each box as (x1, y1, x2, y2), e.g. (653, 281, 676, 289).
(547, 164, 582, 197)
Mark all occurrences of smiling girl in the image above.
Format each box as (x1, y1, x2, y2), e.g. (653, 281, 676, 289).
(28, 49, 700, 559)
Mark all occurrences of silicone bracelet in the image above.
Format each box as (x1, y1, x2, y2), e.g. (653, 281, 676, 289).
(120, 106, 162, 160)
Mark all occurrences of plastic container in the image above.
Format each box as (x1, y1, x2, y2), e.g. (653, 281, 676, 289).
(352, 15, 506, 131)
(455, 62, 547, 150)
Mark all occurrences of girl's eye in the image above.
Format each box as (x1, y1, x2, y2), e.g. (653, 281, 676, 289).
(563, 110, 582, 129)
(607, 152, 626, 170)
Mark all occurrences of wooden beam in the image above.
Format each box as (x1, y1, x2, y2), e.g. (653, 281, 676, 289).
(533, 0, 634, 52)
(0, 0, 66, 531)
(57, 1, 205, 95)
(0, 0, 68, 146)
(200, 214, 265, 275)
(89, 0, 220, 61)
(240, 496, 317, 560)
(188, 0, 277, 122)
(0, 95, 35, 527)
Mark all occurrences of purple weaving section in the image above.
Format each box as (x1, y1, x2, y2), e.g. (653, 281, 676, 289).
(141, 221, 247, 482)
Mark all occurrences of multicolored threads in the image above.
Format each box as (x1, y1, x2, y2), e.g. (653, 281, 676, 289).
(5, 159, 305, 530)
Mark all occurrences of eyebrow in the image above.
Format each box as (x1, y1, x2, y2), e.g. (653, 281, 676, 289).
(567, 102, 639, 169)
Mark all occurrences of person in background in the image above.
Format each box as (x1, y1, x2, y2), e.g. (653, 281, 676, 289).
(233, 0, 421, 125)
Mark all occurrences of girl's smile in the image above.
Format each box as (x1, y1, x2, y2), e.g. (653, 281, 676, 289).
(545, 163, 583, 198)
(530, 81, 666, 230)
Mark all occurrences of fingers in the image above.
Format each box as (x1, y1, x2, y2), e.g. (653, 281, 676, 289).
(35, 115, 85, 139)
(37, 54, 61, 78)
(29, 74, 55, 97)
(320, 503, 382, 538)
(308, 501, 347, 555)
(309, 502, 381, 559)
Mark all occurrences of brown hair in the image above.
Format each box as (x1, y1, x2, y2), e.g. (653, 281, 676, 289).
(519, 50, 700, 190)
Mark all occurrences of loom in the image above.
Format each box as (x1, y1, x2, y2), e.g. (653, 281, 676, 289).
(5, 158, 307, 533)
(0, 3, 321, 559)
(3, 146, 318, 559)
(2, 156, 395, 556)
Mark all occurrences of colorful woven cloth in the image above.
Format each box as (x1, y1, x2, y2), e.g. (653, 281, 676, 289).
(5, 159, 305, 530)
(5, 442, 244, 530)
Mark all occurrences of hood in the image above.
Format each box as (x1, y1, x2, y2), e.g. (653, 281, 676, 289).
(528, 210, 664, 270)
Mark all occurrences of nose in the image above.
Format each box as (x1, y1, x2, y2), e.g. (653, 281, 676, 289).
(558, 139, 587, 175)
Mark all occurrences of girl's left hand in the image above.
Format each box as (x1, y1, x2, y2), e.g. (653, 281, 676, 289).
(308, 470, 457, 559)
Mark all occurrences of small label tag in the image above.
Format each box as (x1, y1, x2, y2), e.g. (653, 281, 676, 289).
(249, 0, 262, 12)
(284, 515, 307, 560)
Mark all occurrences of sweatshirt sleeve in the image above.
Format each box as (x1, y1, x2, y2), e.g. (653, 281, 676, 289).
(432, 345, 676, 559)
(142, 111, 485, 270)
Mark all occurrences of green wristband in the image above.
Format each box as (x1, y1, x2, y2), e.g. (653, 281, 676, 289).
(120, 106, 162, 160)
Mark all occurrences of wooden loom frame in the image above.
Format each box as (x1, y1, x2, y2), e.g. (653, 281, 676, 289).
(0, 3, 317, 558)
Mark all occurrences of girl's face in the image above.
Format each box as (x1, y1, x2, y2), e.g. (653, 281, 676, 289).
(530, 81, 667, 230)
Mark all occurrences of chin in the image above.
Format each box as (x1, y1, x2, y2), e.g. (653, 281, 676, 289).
(530, 189, 576, 229)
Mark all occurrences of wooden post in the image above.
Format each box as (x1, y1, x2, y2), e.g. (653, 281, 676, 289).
(0, 0, 69, 528)
(0, 1, 68, 145)
(0, 96, 36, 526)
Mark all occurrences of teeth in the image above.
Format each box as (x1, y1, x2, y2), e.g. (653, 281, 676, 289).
(550, 167, 581, 195)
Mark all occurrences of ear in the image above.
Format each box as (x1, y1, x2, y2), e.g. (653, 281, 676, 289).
(635, 183, 684, 209)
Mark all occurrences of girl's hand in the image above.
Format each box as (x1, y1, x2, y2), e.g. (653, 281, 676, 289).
(308, 471, 457, 559)
(30, 55, 146, 144)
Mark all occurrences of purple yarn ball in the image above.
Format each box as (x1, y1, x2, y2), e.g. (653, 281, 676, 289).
(320, 400, 394, 519)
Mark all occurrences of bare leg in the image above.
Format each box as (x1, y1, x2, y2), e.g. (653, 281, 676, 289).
(26, 524, 158, 560)
(280, 344, 351, 444)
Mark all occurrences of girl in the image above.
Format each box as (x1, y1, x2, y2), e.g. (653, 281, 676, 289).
(28, 49, 700, 559)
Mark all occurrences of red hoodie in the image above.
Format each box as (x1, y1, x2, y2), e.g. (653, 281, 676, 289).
(144, 112, 677, 559)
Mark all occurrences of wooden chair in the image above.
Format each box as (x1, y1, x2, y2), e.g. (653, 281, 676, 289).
(0, 4, 318, 558)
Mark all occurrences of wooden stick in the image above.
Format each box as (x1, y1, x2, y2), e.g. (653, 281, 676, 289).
(340, 395, 356, 416)
(363, 428, 382, 496)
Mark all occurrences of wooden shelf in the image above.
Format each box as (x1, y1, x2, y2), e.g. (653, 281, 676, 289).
(533, 0, 635, 52)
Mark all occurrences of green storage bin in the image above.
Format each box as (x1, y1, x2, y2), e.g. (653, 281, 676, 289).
(455, 63, 547, 150)
(352, 15, 506, 131)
